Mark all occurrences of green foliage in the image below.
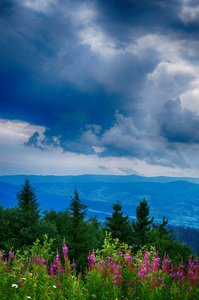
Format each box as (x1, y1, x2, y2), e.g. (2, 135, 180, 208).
(153, 216, 175, 241)
(86, 215, 105, 250)
(105, 200, 133, 245)
(66, 188, 90, 269)
(0, 181, 195, 274)
(96, 232, 132, 262)
(0, 206, 21, 253)
(16, 178, 40, 225)
(149, 217, 192, 263)
(132, 198, 154, 250)
(0, 233, 198, 300)
(43, 208, 70, 236)
(15, 179, 41, 247)
(30, 234, 55, 262)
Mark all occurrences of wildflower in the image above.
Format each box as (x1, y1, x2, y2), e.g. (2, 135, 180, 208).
(181, 265, 185, 269)
(27, 297, 31, 299)
(59, 269, 65, 274)
(55, 253, 60, 263)
(12, 284, 18, 288)
(21, 278, 27, 281)
(88, 251, 96, 270)
(53, 285, 57, 288)
(71, 262, 76, 269)
(8, 251, 14, 260)
(124, 253, 132, 260)
(63, 246, 68, 255)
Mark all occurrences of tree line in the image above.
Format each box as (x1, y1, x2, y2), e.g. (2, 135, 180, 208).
(0, 179, 193, 269)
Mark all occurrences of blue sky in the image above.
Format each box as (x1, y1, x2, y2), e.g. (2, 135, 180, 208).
(1, 0, 199, 176)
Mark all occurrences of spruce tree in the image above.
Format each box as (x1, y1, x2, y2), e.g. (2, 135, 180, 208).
(153, 217, 175, 241)
(17, 178, 40, 223)
(105, 201, 133, 245)
(66, 188, 89, 269)
(16, 178, 40, 246)
(132, 198, 154, 250)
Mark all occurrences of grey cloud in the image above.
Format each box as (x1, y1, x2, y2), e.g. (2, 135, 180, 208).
(158, 98, 199, 143)
(24, 132, 43, 149)
(2, 0, 199, 175)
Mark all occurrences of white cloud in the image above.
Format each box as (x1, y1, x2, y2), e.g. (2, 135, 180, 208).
(1, 118, 198, 177)
(0, 119, 45, 144)
(79, 26, 119, 58)
(132, 34, 199, 116)
(71, 3, 96, 26)
(92, 146, 106, 154)
(181, 88, 199, 114)
(75, 3, 122, 59)
(21, 0, 56, 14)
(179, 0, 199, 23)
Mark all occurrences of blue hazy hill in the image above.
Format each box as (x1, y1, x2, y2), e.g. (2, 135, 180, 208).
(1, 175, 199, 228)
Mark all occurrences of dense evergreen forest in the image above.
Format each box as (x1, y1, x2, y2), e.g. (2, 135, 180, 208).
(0, 179, 197, 270)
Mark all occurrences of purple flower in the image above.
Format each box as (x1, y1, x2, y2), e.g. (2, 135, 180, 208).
(63, 246, 68, 256)
(55, 254, 60, 263)
(8, 251, 14, 260)
(71, 262, 76, 269)
(88, 251, 96, 270)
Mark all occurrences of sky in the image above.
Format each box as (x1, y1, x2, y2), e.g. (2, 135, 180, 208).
(1, 0, 199, 177)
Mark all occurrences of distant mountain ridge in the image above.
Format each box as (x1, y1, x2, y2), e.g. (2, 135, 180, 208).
(1, 174, 199, 228)
(1, 174, 199, 184)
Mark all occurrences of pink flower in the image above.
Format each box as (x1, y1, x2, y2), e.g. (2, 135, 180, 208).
(8, 251, 14, 260)
(63, 246, 68, 255)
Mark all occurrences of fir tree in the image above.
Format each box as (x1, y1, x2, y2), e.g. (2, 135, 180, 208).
(16, 178, 40, 246)
(153, 217, 175, 241)
(16, 178, 40, 223)
(132, 198, 154, 250)
(105, 201, 133, 245)
(66, 188, 89, 269)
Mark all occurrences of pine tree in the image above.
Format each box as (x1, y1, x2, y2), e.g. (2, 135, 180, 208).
(153, 217, 175, 241)
(16, 178, 40, 223)
(66, 188, 89, 269)
(16, 178, 40, 246)
(105, 201, 133, 245)
(132, 198, 154, 250)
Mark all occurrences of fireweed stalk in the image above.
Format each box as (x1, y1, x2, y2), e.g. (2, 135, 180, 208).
(0, 237, 199, 299)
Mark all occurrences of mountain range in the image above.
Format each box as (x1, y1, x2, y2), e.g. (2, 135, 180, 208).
(1, 174, 199, 228)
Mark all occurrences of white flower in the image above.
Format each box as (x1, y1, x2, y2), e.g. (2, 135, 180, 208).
(53, 285, 56, 288)
(27, 297, 31, 299)
(12, 284, 18, 288)
(21, 278, 27, 281)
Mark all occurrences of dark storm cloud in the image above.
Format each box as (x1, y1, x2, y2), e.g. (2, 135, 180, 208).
(24, 131, 43, 149)
(158, 99, 199, 144)
(0, 0, 160, 138)
(1, 0, 199, 173)
(0, 0, 119, 130)
(95, 0, 184, 38)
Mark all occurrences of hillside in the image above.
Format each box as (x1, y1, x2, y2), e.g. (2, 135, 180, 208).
(1, 175, 199, 228)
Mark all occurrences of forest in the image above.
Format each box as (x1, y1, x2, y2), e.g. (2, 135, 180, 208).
(0, 178, 195, 268)
(1, 178, 199, 299)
